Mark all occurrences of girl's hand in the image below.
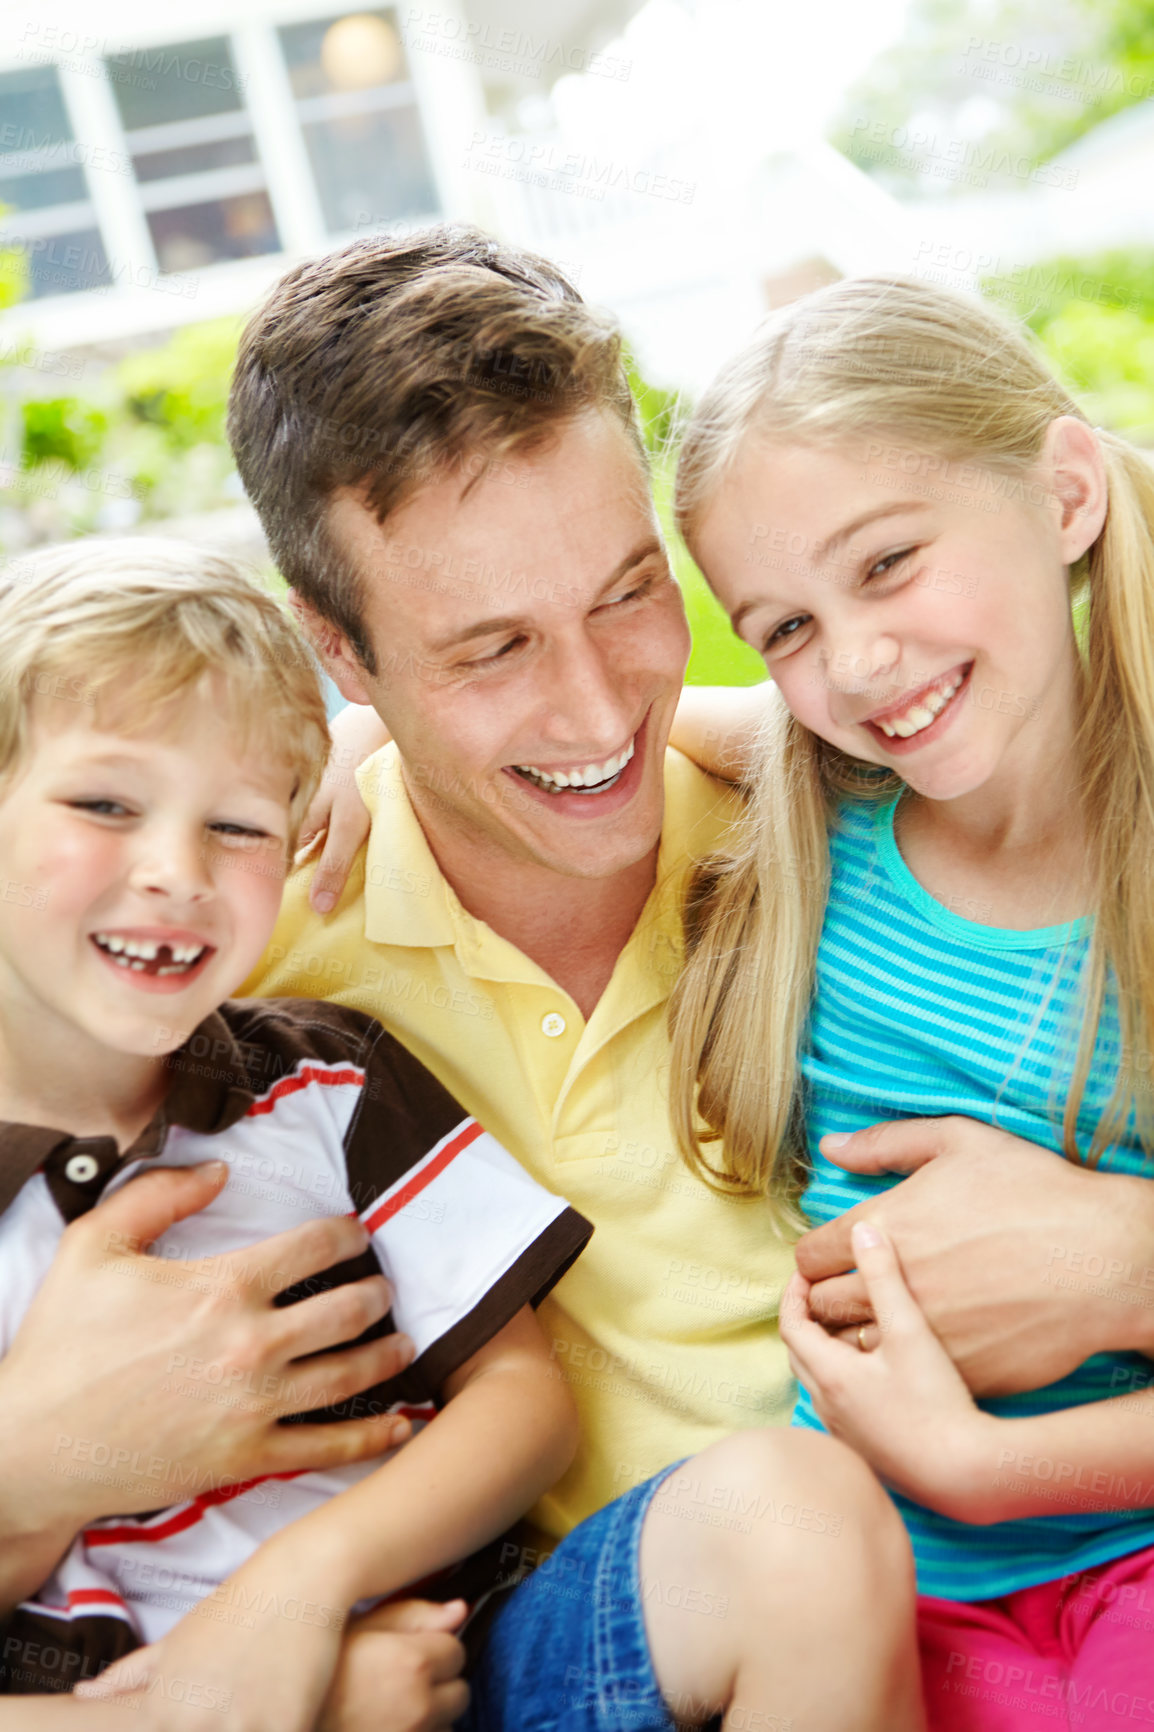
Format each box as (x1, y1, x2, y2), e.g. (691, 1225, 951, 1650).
(781, 1219, 999, 1521)
(299, 704, 391, 914)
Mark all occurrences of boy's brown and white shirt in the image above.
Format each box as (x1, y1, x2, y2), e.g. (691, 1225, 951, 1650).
(0, 999, 591, 1694)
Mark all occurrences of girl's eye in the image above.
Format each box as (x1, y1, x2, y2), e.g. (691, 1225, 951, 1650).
(765, 615, 810, 650)
(867, 548, 914, 581)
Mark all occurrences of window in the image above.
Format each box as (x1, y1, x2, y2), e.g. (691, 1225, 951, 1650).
(278, 11, 437, 233)
(105, 36, 279, 273)
(0, 64, 110, 297)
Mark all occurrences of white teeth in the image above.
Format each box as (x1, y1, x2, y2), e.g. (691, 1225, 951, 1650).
(873, 672, 966, 742)
(514, 737, 636, 793)
(93, 933, 207, 970)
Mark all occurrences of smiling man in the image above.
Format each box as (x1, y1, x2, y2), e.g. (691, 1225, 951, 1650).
(231, 230, 795, 1526)
(228, 229, 930, 1731)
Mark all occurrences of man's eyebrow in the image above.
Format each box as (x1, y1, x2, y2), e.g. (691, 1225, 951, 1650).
(730, 500, 933, 635)
(425, 537, 665, 653)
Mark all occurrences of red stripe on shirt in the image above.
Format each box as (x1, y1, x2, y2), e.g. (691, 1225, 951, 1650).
(246, 1065, 364, 1117)
(84, 1472, 304, 1548)
(362, 1121, 484, 1234)
(67, 1588, 129, 1610)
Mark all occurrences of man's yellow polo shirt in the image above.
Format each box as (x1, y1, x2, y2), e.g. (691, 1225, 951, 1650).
(242, 744, 796, 1540)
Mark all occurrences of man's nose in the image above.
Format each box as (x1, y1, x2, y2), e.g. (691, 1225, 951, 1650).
(540, 633, 635, 752)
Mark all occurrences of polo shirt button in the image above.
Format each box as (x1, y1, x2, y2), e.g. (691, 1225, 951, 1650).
(64, 1153, 100, 1184)
(541, 1012, 567, 1038)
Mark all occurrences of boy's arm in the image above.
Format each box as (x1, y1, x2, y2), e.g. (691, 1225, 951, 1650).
(87, 1307, 574, 1725)
(251, 1302, 577, 1606)
(667, 683, 771, 782)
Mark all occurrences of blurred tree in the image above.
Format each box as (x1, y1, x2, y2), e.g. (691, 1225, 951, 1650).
(986, 248, 1154, 441)
(830, 0, 1154, 193)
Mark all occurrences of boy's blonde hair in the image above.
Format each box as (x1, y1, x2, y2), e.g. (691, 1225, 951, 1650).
(0, 538, 330, 850)
(669, 276, 1154, 1226)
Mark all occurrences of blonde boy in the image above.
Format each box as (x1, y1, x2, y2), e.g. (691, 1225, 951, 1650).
(0, 539, 589, 1727)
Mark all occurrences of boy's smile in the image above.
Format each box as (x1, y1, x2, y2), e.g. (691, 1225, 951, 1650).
(0, 676, 294, 1122)
(90, 925, 215, 991)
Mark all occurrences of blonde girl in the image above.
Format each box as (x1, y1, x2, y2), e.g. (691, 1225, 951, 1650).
(669, 276, 1154, 1729)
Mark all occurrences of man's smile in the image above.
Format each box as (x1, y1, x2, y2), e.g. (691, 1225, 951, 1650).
(511, 736, 636, 794)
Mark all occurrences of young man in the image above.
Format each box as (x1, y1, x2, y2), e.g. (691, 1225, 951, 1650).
(0, 538, 590, 1728)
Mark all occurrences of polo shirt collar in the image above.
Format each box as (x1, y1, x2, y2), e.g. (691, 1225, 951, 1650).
(0, 1009, 258, 1220)
(357, 742, 725, 1012)
(359, 746, 461, 949)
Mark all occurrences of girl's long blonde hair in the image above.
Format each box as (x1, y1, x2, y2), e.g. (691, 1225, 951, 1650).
(668, 276, 1154, 1229)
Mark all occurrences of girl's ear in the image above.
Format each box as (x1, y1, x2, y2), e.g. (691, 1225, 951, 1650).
(1043, 416, 1109, 565)
(287, 589, 375, 706)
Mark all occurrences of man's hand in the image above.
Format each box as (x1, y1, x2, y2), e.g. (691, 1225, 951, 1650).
(796, 1116, 1154, 1396)
(319, 1599, 469, 1732)
(0, 1162, 414, 1602)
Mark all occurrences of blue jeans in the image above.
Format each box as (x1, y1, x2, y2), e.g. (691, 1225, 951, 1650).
(460, 1460, 694, 1732)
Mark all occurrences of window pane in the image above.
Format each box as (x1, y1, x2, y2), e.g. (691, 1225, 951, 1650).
(147, 191, 278, 272)
(0, 64, 73, 151)
(25, 228, 111, 299)
(134, 136, 256, 183)
(280, 11, 409, 97)
(304, 107, 436, 231)
(106, 38, 243, 130)
(0, 67, 104, 299)
(0, 165, 88, 211)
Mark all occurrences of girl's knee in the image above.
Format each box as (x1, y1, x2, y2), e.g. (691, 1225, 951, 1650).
(664, 1429, 910, 1575)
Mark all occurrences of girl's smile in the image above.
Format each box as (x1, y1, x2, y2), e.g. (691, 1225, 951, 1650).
(696, 430, 1094, 814)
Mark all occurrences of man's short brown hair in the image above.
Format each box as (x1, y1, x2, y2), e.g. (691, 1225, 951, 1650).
(228, 224, 642, 673)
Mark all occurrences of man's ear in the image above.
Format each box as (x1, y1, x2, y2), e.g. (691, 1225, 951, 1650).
(1043, 416, 1109, 566)
(288, 590, 375, 706)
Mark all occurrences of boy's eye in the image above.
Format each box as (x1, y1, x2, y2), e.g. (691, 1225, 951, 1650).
(866, 548, 914, 581)
(67, 798, 133, 818)
(208, 822, 276, 846)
